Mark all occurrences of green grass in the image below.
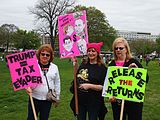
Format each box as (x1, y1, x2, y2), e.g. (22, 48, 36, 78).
(0, 58, 160, 120)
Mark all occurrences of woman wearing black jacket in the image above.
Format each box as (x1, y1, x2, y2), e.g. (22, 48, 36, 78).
(109, 37, 149, 120)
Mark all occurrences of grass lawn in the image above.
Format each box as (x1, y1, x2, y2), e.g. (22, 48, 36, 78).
(0, 57, 160, 120)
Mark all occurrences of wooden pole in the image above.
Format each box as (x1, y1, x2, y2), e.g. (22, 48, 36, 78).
(73, 59, 79, 116)
(120, 99, 125, 120)
(29, 94, 38, 120)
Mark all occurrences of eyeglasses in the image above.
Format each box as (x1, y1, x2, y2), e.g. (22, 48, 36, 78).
(115, 47, 125, 50)
(41, 53, 50, 57)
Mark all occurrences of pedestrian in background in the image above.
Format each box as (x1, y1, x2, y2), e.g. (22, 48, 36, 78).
(145, 55, 150, 66)
(140, 54, 143, 63)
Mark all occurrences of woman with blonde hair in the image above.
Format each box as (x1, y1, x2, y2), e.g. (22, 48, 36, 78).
(109, 37, 149, 120)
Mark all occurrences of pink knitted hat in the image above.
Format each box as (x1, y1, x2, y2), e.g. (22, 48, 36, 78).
(87, 42, 103, 54)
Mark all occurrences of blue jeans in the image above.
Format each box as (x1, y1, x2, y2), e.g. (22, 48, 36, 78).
(27, 97, 52, 120)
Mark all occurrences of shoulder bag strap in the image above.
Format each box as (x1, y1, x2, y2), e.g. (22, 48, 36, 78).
(43, 70, 50, 90)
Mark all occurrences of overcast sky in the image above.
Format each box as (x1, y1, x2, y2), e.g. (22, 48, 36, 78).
(0, 0, 160, 35)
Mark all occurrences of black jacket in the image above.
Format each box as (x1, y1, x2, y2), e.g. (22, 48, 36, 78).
(108, 58, 149, 83)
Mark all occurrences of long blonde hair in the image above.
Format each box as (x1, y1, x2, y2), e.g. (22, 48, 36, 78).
(112, 37, 133, 60)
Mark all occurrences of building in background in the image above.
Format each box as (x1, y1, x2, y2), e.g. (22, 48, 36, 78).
(41, 34, 59, 54)
(117, 30, 160, 41)
(41, 35, 50, 44)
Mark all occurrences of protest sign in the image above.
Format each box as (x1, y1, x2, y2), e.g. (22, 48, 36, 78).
(6, 50, 42, 91)
(58, 10, 88, 58)
(102, 66, 147, 102)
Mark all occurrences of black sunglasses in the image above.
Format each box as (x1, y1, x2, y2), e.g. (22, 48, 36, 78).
(41, 53, 50, 57)
(115, 47, 125, 50)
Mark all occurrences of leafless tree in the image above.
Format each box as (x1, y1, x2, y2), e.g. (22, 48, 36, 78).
(29, 0, 75, 49)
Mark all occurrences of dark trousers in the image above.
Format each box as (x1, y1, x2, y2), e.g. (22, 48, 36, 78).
(77, 102, 100, 120)
(27, 97, 52, 120)
(111, 100, 143, 120)
(70, 96, 107, 120)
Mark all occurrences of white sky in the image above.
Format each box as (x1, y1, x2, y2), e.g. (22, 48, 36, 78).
(0, 0, 160, 35)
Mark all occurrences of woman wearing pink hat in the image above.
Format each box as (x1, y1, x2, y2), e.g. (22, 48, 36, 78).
(70, 42, 107, 120)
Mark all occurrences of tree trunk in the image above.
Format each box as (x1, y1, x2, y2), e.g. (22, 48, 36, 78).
(50, 25, 55, 50)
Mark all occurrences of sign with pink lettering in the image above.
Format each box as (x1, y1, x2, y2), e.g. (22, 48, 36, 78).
(58, 10, 88, 58)
(6, 50, 42, 91)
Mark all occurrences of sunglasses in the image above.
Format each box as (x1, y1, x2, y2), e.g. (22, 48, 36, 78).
(115, 47, 125, 50)
(41, 53, 50, 57)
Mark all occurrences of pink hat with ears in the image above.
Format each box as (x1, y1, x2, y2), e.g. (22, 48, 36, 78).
(87, 42, 103, 54)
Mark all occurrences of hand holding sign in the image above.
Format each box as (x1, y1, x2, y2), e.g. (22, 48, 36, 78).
(128, 63, 138, 68)
(102, 66, 147, 102)
(26, 87, 32, 95)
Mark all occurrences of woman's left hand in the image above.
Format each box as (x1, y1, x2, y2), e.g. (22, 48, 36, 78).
(128, 63, 138, 68)
(79, 83, 103, 91)
(79, 83, 91, 90)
